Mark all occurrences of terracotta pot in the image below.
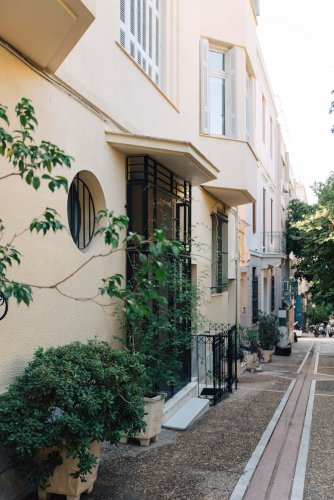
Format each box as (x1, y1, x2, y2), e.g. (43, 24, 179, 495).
(38, 441, 100, 500)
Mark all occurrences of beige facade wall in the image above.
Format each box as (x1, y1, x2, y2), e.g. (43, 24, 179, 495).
(0, 0, 300, 394)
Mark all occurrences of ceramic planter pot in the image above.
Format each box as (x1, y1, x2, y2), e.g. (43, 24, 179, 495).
(262, 349, 274, 363)
(246, 352, 257, 370)
(121, 394, 164, 447)
(38, 441, 101, 500)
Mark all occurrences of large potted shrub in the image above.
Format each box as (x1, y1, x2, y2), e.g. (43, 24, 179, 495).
(258, 311, 281, 362)
(0, 340, 147, 497)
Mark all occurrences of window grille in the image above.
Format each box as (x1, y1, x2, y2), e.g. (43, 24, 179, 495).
(120, 0, 161, 85)
(271, 276, 275, 312)
(211, 213, 228, 293)
(67, 173, 95, 250)
(252, 268, 259, 323)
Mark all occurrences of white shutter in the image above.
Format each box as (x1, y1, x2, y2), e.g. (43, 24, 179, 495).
(226, 48, 237, 138)
(200, 38, 209, 134)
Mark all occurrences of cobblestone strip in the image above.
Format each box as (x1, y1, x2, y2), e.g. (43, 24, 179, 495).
(290, 379, 316, 500)
(229, 379, 296, 500)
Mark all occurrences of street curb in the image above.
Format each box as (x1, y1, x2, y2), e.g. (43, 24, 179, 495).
(229, 378, 296, 500)
(290, 379, 316, 500)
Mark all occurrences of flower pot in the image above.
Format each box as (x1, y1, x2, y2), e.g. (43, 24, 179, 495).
(38, 441, 101, 500)
(121, 394, 164, 447)
(262, 349, 274, 363)
(246, 352, 257, 370)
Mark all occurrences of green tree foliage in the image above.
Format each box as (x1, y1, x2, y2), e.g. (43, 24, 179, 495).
(287, 172, 334, 306)
(0, 99, 72, 305)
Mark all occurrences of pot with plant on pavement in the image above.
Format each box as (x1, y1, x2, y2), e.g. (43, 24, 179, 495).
(0, 340, 147, 499)
(258, 311, 281, 363)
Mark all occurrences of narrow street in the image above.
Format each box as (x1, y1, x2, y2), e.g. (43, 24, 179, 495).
(91, 336, 334, 499)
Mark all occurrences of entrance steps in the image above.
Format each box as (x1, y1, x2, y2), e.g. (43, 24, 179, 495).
(163, 396, 209, 430)
(162, 381, 197, 424)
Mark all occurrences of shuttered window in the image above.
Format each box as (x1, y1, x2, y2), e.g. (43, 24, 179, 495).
(120, 0, 161, 86)
(200, 40, 237, 137)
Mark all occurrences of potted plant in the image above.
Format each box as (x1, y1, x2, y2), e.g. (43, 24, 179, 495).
(117, 252, 197, 446)
(258, 311, 281, 362)
(241, 328, 262, 370)
(0, 340, 147, 497)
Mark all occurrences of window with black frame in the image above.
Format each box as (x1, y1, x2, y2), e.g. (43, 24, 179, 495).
(67, 173, 95, 250)
(252, 267, 259, 323)
(211, 213, 228, 293)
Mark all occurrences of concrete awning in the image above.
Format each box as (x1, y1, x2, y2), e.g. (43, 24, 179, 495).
(105, 131, 219, 186)
(202, 184, 255, 207)
(0, 0, 95, 71)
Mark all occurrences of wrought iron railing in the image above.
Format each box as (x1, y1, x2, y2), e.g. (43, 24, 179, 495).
(261, 231, 286, 255)
(195, 323, 238, 405)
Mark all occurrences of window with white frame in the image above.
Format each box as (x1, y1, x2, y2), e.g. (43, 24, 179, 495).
(211, 213, 228, 293)
(120, 0, 161, 86)
(200, 40, 237, 137)
(246, 73, 253, 142)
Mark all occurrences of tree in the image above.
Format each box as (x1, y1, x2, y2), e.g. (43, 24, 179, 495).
(0, 99, 195, 394)
(287, 172, 334, 307)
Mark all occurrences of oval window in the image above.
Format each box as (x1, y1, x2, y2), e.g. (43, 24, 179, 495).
(67, 173, 95, 249)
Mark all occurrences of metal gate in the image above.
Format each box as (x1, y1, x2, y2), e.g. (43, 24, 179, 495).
(195, 323, 238, 405)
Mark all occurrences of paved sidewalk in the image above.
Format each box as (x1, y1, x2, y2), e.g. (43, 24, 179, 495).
(25, 337, 334, 499)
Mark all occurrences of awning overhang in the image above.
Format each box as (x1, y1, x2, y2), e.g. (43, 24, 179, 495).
(202, 184, 255, 207)
(0, 0, 95, 71)
(105, 131, 219, 186)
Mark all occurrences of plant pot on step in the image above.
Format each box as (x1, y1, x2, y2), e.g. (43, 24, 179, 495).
(121, 394, 164, 447)
(38, 441, 101, 500)
(261, 349, 274, 363)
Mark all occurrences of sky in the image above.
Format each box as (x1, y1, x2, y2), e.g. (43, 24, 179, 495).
(257, 0, 334, 203)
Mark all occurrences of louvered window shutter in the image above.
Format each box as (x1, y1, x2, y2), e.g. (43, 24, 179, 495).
(120, 0, 161, 86)
(200, 39, 209, 134)
(226, 48, 237, 138)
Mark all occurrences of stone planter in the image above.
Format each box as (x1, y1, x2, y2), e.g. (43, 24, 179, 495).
(261, 349, 274, 363)
(38, 441, 100, 500)
(121, 394, 164, 447)
(246, 352, 257, 370)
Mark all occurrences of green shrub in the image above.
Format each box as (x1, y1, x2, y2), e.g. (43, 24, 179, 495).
(258, 311, 280, 350)
(0, 340, 147, 488)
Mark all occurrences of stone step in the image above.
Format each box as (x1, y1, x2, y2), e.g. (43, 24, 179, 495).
(162, 397, 209, 431)
(162, 381, 198, 424)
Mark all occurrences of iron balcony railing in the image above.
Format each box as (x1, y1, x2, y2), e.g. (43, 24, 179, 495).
(261, 231, 287, 255)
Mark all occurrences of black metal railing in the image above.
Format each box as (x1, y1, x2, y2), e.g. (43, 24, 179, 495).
(195, 323, 238, 405)
(262, 231, 286, 255)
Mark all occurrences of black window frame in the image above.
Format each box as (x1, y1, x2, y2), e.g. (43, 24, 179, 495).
(211, 212, 228, 294)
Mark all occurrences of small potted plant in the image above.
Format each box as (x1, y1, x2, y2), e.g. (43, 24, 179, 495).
(241, 328, 262, 370)
(0, 340, 147, 497)
(258, 311, 281, 362)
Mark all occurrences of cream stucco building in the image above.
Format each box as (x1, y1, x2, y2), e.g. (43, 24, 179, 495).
(0, 0, 299, 496)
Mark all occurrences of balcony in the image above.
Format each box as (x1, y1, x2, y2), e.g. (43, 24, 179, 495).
(198, 137, 257, 207)
(262, 232, 287, 256)
(0, 0, 95, 71)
